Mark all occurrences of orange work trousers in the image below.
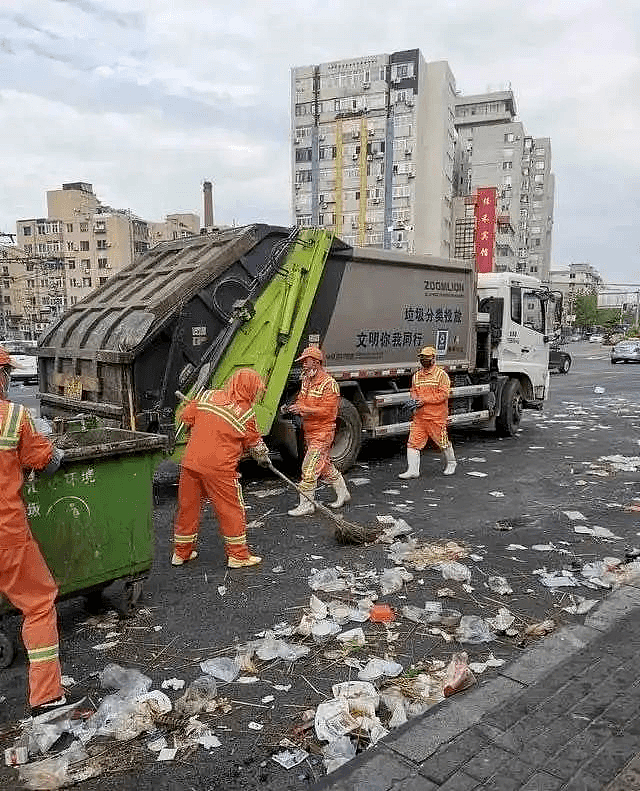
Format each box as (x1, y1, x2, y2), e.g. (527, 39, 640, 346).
(173, 467, 251, 561)
(407, 416, 451, 452)
(0, 536, 63, 708)
(300, 441, 340, 491)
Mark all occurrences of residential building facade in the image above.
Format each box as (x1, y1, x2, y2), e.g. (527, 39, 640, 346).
(11, 183, 200, 338)
(548, 262, 603, 327)
(291, 51, 457, 256)
(454, 92, 554, 279)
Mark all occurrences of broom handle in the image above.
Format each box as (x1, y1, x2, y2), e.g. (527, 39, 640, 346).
(266, 462, 346, 527)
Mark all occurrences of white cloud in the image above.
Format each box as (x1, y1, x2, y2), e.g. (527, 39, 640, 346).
(0, 0, 638, 281)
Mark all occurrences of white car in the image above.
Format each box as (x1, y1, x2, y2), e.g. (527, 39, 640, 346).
(10, 353, 38, 385)
(588, 333, 604, 343)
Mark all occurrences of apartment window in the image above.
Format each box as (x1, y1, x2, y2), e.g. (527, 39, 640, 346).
(502, 176, 512, 186)
(24, 244, 32, 254)
(66, 223, 73, 233)
(502, 161, 513, 170)
(3, 296, 9, 304)
(96, 239, 108, 250)
(295, 148, 312, 162)
(82, 277, 92, 287)
(80, 222, 88, 232)
(81, 259, 90, 270)
(534, 174, 544, 184)
(504, 133, 515, 143)
(98, 258, 108, 269)
(37, 243, 47, 253)
(67, 241, 75, 251)
(67, 259, 76, 269)
(99, 277, 108, 285)
(2, 267, 8, 276)
(69, 278, 79, 288)
(295, 170, 312, 184)
(535, 161, 545, 170)
(79, 240, 90, 251)
(27, 279, 35, 288)
(3, 280, 9, 289)
(23, 226, 31, 236)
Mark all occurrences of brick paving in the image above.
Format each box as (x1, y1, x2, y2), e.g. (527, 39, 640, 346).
(315, 576, 640, 791)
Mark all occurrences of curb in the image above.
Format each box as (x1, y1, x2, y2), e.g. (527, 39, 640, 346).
(313, 571, 640, 790)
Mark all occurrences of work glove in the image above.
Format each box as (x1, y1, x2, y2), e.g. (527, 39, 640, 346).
(401, 398, 421, 419)
(250, 444, 271, 468)
(41, 446, 65, 477)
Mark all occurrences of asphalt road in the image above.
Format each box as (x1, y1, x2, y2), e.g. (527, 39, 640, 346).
(1, 341, 639, 790)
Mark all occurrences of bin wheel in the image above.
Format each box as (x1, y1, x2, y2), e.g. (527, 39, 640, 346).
(0, 630, 15, 669)
(124, 579, 144, 614)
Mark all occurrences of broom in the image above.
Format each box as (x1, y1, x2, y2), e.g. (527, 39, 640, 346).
(266, 461, 381, 545)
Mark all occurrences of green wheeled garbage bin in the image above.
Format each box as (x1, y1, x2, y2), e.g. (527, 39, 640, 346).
(0, 424, 167, 668)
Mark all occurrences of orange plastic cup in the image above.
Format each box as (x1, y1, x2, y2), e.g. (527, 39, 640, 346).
(369, 604, 395, 623)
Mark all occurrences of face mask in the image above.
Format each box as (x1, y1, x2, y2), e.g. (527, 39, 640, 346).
(303, 365, 319, 379)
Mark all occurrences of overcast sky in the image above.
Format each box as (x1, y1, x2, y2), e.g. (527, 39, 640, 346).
(1, 0, 638, 284)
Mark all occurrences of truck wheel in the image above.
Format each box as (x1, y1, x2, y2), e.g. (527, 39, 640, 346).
(560, 356, 571, 374)
(330, 398, 362, 472)
(0, 630, 14, 669)
(496, 379, 523, 437)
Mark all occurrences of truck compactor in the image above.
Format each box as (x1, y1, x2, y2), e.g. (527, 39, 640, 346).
(37, 224, 556, 470)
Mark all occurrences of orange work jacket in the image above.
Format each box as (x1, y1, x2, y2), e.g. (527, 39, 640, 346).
(295, 370, 340, 445)
(181, 390, 264, 476)
(0, 400, 54, 549)
(410, 365, 450, 424)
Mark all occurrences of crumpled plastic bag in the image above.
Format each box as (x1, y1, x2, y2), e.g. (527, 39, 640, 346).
(487, 576, 513, 595)
(99, 664, 152, 698)
(357, 657, 403, 681)
(437, 561, 471, 583)
(379, 567, 413, 595)
(251, 631, 310, 661)
(322, 735, 356, 773)
(85, 689, 171, 741)
(308, 568, 354, 592)
(18, 741, 96, 790)
(455, 615, 496, 644)
(174, 676, 218, 716)
(200, 657, 240, 682)
(443, 652, 477, 697)
(315, 699, 359, 742)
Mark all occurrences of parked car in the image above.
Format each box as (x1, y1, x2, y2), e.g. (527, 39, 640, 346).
(589, 333, 604, 343)
(610, 340, 640, 364)
(10, 353, 38, 385)
(549, 345, 572, 374)
(569, 333, 582, 342)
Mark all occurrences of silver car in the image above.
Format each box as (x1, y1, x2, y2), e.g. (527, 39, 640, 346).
(610, 340, 640, 364)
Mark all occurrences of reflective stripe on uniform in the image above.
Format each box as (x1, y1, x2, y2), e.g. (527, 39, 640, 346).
(174, 533, 198, 544)
(0, 402, 23, 450)
(28, 643, 59, 664)
(224, 533, 248, 546)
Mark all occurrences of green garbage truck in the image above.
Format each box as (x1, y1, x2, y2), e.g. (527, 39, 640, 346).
(37, 224, 557, 470)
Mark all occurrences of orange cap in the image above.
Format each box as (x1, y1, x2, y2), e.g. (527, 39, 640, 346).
(418, 346, 437, 358)
(295, 345, 324, 363)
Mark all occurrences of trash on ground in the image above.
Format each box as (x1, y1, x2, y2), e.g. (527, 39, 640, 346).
(99, 664, 152, 697)
(537, 570, 578, 588)
(525, 619, 555, 637)
(466, 471, 488, 477)
(455, 615, 495, 644)
(174, 676, 219, 715)
(200, 657, 241, 682)
(18, 741, 97, 790)
(248, 722, 264, 731)
(336, 627, 366, 646)
(486, 608, 516, 634)
(314, 699, 359, 742)
(379, 567, 413, 594)
(271, 748, 309, 769)
(469, 654, 506, 673)
(487, 576, 513, 595)
(562, 596, 598, 615)
(563, 510, 587, 521)
(357, 657, 403, 682)
(438, 561, 472, 583)
(369, 604, 395, 623)
(322, 735, 356, 773)
(437, 587, 457, 598)
(161, 678, 185, 691)
(311, 620, 342, 643)
(443, 652, 477, 697)
(489, 491, 505, 498)
(574, 525, 622, 539)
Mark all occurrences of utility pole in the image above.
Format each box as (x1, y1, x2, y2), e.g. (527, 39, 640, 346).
(635, 290, 640, 329)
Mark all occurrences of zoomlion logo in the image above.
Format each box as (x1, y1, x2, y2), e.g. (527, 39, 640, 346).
(424, 280, 465, 294)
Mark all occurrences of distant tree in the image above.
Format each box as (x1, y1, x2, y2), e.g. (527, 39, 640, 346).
(574, 292, 598, 329)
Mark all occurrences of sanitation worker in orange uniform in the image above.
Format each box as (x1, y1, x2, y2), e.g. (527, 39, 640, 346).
(172, 368, 269, 569)
(284, 346, 351, 516)
(0, 348, 68, 716)
(399, 346, 456, 478)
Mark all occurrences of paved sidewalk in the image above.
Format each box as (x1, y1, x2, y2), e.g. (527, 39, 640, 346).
(315, 573, 640, 791)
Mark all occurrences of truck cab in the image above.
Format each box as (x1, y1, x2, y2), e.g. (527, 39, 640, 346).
(478, 272, 554, 408)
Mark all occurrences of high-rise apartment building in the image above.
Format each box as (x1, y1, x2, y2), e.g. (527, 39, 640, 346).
(291, 51, 457, 256)
(454, 92, 554, 280)
(11, 183, 201, 337)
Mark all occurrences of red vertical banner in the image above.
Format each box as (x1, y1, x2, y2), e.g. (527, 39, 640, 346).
(474, 187, 497, 273)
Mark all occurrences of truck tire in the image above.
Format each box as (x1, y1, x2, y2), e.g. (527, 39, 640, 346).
(496, 379, 523, 437)
(560, 355, 571, 374)
(330, 398, 362, 472)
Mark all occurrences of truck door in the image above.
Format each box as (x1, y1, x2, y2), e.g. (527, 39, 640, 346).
(519, 289, 549, 391)
(501, 286, 549, 393)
